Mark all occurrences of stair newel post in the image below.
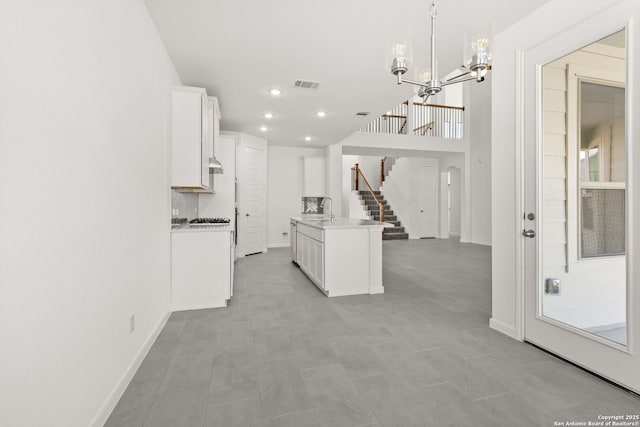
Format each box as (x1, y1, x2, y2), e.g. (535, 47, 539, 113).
(380, 158, 385, 187)
(354, 163, 360, 191)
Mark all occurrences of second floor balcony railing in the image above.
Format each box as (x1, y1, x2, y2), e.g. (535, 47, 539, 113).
(361, 101, 464, 139)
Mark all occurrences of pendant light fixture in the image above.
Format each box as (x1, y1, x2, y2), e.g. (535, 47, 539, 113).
(390, 0, 491, 104)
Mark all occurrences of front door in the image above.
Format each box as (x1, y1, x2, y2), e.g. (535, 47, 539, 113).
(523, 27, 640, 392)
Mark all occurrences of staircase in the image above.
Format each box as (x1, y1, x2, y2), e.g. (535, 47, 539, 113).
(357, 190, 408, 240)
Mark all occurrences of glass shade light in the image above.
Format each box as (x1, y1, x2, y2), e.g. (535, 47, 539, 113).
(418, 69, 431, 83)
(471, 36, 490, 54)
(392, 42, 408, 59)
(391, 42, 411, 76)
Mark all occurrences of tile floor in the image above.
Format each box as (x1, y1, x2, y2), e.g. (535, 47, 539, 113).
(106, 238, 640, 427)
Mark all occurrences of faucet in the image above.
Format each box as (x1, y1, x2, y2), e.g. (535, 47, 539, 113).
(320, 197, 335, 222)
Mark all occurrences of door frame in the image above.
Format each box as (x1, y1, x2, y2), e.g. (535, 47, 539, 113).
(516, 12, 638, 392)
(236, 135, 267, 257)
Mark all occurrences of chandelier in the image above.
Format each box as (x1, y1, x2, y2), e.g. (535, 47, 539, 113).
(390, 0, 491, 103)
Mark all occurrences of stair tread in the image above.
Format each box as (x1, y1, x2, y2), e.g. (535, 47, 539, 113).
(383, 232, 409, 240)
(356, 190, 404, 232)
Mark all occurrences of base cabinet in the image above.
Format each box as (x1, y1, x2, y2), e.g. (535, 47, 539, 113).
(296, 223, 325, 291)
(171, 230, 232, 311)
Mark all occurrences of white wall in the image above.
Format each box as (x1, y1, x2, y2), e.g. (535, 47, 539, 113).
(354, 156, 383, 191)
(468, 75, 492, 246)
(0, 1, 179, 426)
(342, 154, 359, 217)
(325, 143, 343, 217)
(491, 0, 640, 339)
(303, 157, 327, 196)
(449, 168, 462, 236)
(267, 146, 325, 247)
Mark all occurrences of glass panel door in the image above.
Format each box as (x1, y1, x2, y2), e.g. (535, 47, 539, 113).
(540, 53, 627, 345)
(523, 26, 639, 393)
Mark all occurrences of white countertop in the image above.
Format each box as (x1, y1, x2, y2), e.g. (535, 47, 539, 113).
(291, 217, 391, 230)
(171, 224, 232, 233)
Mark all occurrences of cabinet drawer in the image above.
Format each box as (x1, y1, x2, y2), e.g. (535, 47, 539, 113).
(297, 223, 324, 242)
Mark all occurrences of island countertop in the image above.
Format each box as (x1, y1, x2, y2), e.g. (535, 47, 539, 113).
(290, 217, 391, 230)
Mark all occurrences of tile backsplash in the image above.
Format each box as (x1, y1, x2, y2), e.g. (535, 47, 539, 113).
(171, 189, 198, 220)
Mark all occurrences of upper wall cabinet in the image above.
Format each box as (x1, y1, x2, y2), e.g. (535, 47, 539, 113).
(171, 86, 217, 190)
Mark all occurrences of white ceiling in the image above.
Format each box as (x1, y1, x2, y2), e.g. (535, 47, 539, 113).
(144, 0, 553, 147)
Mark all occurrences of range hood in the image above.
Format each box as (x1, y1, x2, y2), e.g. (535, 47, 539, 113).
(208, 157, 223, 174)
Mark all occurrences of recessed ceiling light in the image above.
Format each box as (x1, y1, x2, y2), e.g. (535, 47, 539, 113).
(304, 136, 312, 142)
(269, 88, 281, 96)
(260, 126, 268, 132)
(264, 112, 273, 119)
(316, 111, 326, 118)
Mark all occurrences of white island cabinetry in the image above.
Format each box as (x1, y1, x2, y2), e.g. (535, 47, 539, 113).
(296, 223, 324, 290)
(291, 218, 387, 297)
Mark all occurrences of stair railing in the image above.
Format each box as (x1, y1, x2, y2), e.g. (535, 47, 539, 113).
(412, 103, 464, 138)
(352, 163, 385, 222)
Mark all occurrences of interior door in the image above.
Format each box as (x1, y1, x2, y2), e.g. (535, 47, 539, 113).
(523, 28, 639, 393)
(418, 165, 438, 238)
(238, 138, 266, 256)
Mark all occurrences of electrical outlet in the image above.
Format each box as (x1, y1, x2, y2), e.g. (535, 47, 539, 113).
(130, 314, 135, 333)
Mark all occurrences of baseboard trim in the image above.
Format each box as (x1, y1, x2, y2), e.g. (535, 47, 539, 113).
(172, 301, 227, 311)
(369, 286, 385, 295)
(489, 317, 521, 340)
(90, 310, 170, 427)
(267, 243, 289, 249)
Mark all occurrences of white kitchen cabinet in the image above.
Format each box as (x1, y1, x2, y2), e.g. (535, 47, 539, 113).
(296, 224, 324, 290)
(171, 229, 232, 311)
(171, 86, 212, 190)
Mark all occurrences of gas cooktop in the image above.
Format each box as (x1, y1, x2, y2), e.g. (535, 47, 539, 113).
(188, 217, 231, 227)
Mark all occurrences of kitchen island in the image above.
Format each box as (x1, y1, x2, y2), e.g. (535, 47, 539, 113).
(290, 217, 389, 297)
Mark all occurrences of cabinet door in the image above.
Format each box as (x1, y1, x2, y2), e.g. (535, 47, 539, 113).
(201, 94, 210, 187)
(229, 231, 234, 299)
(296, 232, 303, 267)
(290, 223, 297, 261)
(171, 231, 230, 310)
(309, 238, 317, 278)
(171, 86, 209, 190)
(314, 239, 324, 289)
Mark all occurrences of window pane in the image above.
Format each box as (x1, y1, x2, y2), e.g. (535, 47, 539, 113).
(581, 188, 625, 257)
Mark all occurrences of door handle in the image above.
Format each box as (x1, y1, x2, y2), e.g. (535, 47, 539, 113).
(246, 213, 250, 217)
(522, 229, 536, 238)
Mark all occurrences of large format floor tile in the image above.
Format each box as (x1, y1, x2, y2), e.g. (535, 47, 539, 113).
(106, 239, 640, 427)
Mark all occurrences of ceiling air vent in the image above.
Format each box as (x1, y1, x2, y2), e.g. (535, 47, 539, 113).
(294, 79, 321, 89)
(356, 112, 370, 117)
